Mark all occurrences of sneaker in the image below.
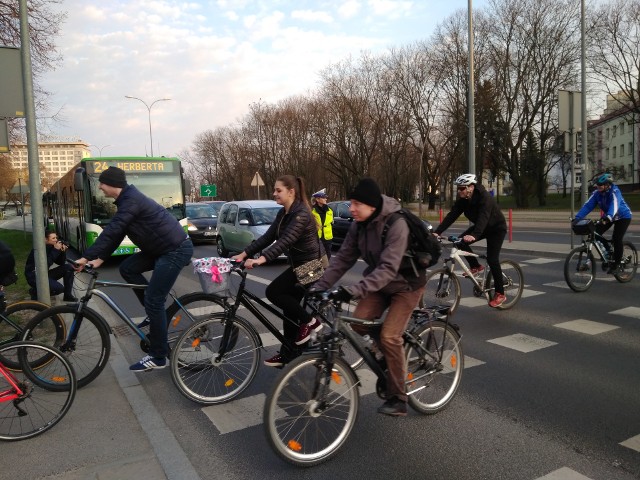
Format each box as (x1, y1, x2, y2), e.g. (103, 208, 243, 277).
(462, 265, 484, 278)
(377, 397, 408, 417)
(489, 293, 507, 308)
(129, 355, 166, 372)
(63, 295, 78, 302)
(606, 263, 623, 275)
(294, 318, 323, 345)
(136, 317, 150, 329)
(264, 353, 285, 368)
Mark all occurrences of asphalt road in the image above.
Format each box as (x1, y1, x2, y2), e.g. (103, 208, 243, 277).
(99, 241, 640, 480)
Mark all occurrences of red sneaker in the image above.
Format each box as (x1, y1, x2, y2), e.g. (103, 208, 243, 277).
(264, 353, 285, 367)
(489, 293, 507, 308)
(463, 265, 485, 277)
(295, 318, 323, 345)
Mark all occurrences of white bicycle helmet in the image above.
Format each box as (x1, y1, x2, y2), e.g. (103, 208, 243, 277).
(454, 173, 477, 186)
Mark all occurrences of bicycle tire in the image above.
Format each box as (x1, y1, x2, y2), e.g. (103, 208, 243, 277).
(22, 305, 110, 389)
(0, 341, 76, 441)
(405, 320, 463, 414)
(264, 354, 359, 467)
(0, 301, 66, 370)
(422, 268, 461, 314)
(165, 292, 226, 347)
(170, 313, 260, 404)
(564, 247, 596, 292)
(485, 260, 524, 309)
(614, 241, 637, 283)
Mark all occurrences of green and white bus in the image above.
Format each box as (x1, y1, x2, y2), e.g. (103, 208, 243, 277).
(45, 157, 189, 255)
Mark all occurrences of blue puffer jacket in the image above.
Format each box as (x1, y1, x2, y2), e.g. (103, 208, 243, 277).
(83, 185, 188, 260)
(575, 184, 632, 222)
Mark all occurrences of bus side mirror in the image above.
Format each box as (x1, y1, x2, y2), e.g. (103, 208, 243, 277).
(183, 178, 191, 197)
(74, 168, 85, 191)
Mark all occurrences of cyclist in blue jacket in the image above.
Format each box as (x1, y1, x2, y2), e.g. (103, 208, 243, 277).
(575, 173, 632, 274)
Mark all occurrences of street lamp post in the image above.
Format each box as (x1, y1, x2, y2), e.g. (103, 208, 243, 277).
(94, 144, 111, 157)
(124, 96, 171, 157)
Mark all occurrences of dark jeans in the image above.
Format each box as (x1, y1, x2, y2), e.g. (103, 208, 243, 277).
(460, 227, 506, 295)
(119, 238, 194, 359)
(322, 239, 332, 260)
(28, 264, 75, 299)
(596, 218, 630, 264)
(265, 267, 312, 360)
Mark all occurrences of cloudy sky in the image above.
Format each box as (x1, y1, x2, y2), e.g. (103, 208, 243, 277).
(43, 0, 488, 158)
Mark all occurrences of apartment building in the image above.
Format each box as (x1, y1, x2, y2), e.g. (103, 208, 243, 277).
(8, 140, 91, 188)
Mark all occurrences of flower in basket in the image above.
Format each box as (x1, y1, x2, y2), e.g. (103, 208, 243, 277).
(193, 257, 232, 284)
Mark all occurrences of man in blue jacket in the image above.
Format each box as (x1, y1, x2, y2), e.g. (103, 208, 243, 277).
(575, 173, 632, 274)
(74, 167, 193, 371)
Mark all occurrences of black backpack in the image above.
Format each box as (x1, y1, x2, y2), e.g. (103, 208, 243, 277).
(382, 209, 442, 277)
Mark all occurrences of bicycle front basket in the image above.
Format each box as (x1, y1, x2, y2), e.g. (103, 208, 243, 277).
(571, 219, 595, 235)
(192, 257, 232, 296)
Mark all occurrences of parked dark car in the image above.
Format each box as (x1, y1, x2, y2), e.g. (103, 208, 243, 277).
(203, 200, 226, 217)
(186, 202, 219, 243)
(328, 200, 433, 249)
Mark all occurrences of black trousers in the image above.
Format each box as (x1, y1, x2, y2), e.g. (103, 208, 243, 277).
(265, 268, 313, 359)
(459, 227, 506, 295)
(596, 218, 631, 264)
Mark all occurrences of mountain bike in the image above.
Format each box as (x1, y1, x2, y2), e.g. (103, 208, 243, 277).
(21, 262, 225, 388)
(263, 291, 462, 467)
(0, 341, 76, 441)
(422, 236, 524, 313)
(564, 219, 637, 292)
(170, 261, 362, 405)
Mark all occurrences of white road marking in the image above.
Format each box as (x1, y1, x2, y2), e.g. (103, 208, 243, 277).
(620, 433, 640, 452)
(487, 333, 557, 353)
(554, 319, 619, 335)
(609, 306, 640, 320)
(535, 467, 593, 479)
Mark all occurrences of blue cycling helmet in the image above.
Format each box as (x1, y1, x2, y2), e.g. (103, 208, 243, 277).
(595, 173, 613, 186)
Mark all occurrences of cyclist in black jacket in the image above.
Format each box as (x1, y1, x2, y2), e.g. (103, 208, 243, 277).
(434, 174, 507, 308)
(74, 167, 193, 372)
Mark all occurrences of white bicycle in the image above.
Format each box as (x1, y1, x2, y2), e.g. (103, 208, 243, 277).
(422, 236, 524, 314)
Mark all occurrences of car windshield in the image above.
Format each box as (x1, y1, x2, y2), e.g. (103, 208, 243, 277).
(251, 207, 282, 225)
(187, 204, 216, 218)
(208, 203, 223, 216)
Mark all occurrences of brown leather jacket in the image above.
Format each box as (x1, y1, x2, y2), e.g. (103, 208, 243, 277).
(314, 195, 426, 298)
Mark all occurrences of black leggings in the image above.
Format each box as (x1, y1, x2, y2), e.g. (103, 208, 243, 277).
(459, 227, 507, 295)
(265, 268, 313, 358)
(596, 218, 631, 264)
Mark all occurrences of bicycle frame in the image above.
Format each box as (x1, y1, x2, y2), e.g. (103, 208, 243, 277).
(442, 241, 492, 298)
(0, 362, 23, 403)
(581, 230, 611, 264)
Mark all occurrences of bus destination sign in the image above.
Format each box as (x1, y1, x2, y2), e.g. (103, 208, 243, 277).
(86, 160, 175, 174)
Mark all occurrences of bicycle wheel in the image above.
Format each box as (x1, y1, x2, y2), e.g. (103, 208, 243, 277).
(22, 305, 110, 389)
(405, 320, 463, 414)
(0, 341, 76, 441)
(564, 247, 596, 292)
(614, 241, 637, 283)
(0, 301, 66, 370)
(485, 260, 524, 309)
(422, 269, 461, 314)
(264, 354, 359, 467)
(165, 292, 226, 347)
(170, 313, 260, 404)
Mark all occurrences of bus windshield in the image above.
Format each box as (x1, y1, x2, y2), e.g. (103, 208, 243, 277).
(87, 170, 185, 224)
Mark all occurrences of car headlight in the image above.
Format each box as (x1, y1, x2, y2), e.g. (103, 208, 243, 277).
(187, 222, 198, 232)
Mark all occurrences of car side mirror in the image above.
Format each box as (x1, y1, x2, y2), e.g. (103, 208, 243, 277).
(239, 219, 250, 225)
(340, 212, 353, 220)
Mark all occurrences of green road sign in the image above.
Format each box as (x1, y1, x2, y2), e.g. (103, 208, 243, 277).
(200, 184, 217, 197)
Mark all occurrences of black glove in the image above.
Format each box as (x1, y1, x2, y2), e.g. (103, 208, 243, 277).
(600, 216, 612, 226)
(330, 286, 353, 303)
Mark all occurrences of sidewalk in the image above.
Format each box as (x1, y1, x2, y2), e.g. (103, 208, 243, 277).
(0, 209, 577, 480)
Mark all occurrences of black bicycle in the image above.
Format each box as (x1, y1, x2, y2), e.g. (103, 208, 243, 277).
(263, 291, 463, 467)
(170, 262, 362, 405)
(564, 219, 637, 292)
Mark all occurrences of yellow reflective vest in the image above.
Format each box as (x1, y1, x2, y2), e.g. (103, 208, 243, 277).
(312, 206, 333, 241)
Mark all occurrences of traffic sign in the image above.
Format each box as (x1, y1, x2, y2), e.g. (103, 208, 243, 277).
(200, 184, 217, 197)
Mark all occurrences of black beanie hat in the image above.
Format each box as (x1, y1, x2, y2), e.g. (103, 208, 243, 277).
(98, 167, 128, 188)
(349, 178, 382, 208)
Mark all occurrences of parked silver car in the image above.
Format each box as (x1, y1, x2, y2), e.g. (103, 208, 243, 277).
(216, 200, 283, 257)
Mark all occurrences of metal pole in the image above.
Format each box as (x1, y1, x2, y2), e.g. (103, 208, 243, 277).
(580, 0, 588, 202)
(19, 0, 50, 302)
(467, 0, 476, 176)
(125, 96, 170, 157)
